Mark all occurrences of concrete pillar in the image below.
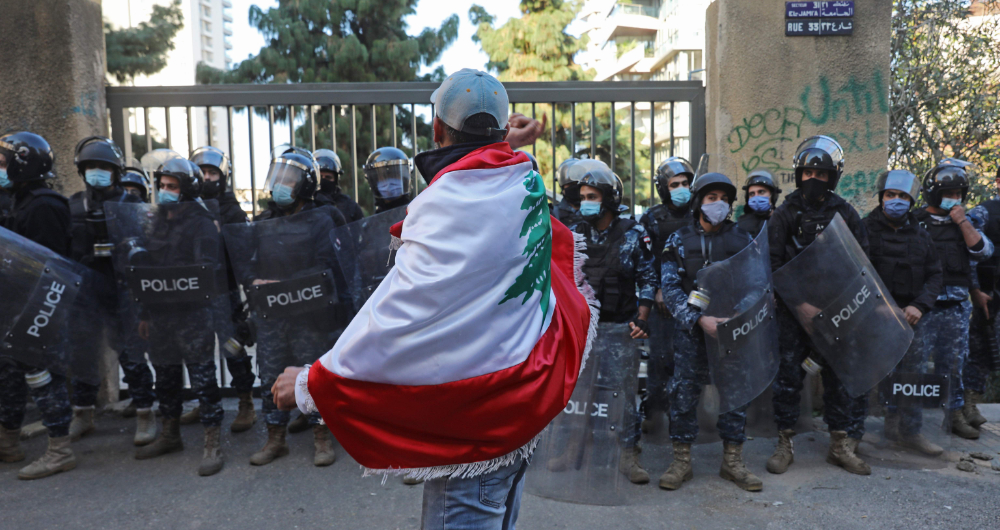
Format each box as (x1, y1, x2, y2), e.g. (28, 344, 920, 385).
(705, 1, 892, 212)
(0, 0, 120, 405)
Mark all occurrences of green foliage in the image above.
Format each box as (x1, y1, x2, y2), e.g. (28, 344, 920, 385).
(471, 1, 651, 210)
(499, 171, 552, 317)
(104, 0, 184, 84)
(198, 0, 459, 213)
(890, 0, 1000, 204)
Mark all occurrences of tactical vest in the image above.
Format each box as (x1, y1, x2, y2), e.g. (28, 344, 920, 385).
(976, 200, 1000, 292)
(789, 204, 837, 251)
(866, 219, 928, 307)
(646, 204, 691, 256)
(737, 212, 767, 239)
(579, 218, 639, 321)
(676, 222, 750, 293)
(915, 209, 972, 288)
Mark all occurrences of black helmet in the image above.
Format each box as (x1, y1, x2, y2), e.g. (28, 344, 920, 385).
(654, 157, 695, 202)
(264, 146, 319, 208)
(0, 131, 54, 182)
(557, 158, 580, 190)
(190, 146, 231, 198)
(74, 136, 125, 177)
(121, 165, 151, 202)
(691, 172, 737, 221)
(154, 158, 204, 201)
(576, 159, 623, 215)
(313, 149, 343, 177)
(742, 169, 782, 204)
(364, 147, 411, 200)
(875, 170, 920, 206)
(921, 158, 971, 208)
(793, 135, 844, 189)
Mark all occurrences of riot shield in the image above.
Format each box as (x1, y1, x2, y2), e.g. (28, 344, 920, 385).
(0, 227, 104, 384)
(695, 224, 779, 413)
(527, 322, 640, 506)
(105, 200, 230, 366)
(223, 206, 350, 385)
(330, 206, 407, 311)
(773, 213, 912, 398)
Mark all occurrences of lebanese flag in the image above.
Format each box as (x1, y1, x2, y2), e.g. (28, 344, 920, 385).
(296, 143, 598, 479)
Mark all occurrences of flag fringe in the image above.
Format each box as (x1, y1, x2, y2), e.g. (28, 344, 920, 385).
(573, 231, 600, 375)
(361, 433, 542, 483)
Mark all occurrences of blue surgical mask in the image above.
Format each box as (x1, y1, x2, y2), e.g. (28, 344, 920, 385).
(376, 179, 404, 199)
(579, 200, 602, 218)
(700, 200, 731, 226)
(85, 168, 113, 188)
(883, 198, 911, 219)
(0, 169, 10, 189)
(747, 195, 771, 213)
(272, 184, 296, 208)
(157, 189, 179, 204)
(939, 197, 961, 211)
(670, 187, 692, 207)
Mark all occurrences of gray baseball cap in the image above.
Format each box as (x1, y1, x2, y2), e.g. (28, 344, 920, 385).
(430, 68, 509, 137)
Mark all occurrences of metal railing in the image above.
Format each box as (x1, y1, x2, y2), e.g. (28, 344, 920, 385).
(610, 3, 661, 18)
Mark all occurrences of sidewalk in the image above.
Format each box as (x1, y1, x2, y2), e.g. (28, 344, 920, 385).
(1, 401, 997, 530)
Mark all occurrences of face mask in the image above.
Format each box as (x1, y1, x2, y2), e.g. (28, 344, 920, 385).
(272, 184, 296, 208)
(747, 195, 771, 213)
(84, 168, 113, 188)
(800, 178, 829, 204)
(579, 200, 602, 218)
(157, 190, 179, 204)
(319, 179, 336, 195)
(376, 179, 404, 199)
(939, 197, 961, 211)
(700, 200, 731, 226)
(202, 179, 221, 198)
(883, 198, 911, 219)
(0, 169, 10, 189)
(670, 187, 692, 207)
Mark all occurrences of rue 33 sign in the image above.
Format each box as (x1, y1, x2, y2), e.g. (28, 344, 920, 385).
(785, 2, 854, 36)
(127, 264, 216, 305)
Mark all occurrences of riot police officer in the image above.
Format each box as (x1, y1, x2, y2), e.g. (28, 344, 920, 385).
(767, 136, 872, 475)
(181, 146, 257, 434)
(913, 159, 992, 440)
(0, 131, 77, 480)
(638, 157, 696, 433)
(738, 169, 782, 238)
(864, 170, 944, 455)
(552, 158, 582, 226)
(250, 147, 346, 467)
(66, 136, 156, 446)
(120, 165, 150, 202)
(313, 148, 363, 222)
(364, 147, 412, 215)
(569, 159, 656, 485)
(658, 173, 762, 491)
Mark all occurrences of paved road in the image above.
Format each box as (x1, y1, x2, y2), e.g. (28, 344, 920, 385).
(2, 402, 997, 530)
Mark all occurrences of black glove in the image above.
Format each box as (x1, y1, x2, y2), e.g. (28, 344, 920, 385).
(629, 315, 650, 335)
(234, 319, 256, 348)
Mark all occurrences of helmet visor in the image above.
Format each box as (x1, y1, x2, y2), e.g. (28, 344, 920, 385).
(264, 159, 308, 199)
(878, 170, 920, 199)
(364, 161, 410, 199)
(796, 136, 844, 166)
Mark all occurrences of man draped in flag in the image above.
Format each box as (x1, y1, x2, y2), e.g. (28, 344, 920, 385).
(272, 69, 598, 529)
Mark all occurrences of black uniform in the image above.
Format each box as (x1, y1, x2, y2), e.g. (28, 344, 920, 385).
(4, 182, 72, 257)
(737, 211, 769, 239)
(316, 185, 364, 223)
(552, 197, 581, 227)
(968, 198, 1000, 396)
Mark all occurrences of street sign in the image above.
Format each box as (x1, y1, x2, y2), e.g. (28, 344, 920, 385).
(786, 1, 854, 18)
(786, 18, 854, 37)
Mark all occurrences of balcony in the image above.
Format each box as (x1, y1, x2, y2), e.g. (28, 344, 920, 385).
(222, 0, 232, 7)
(223, 13, 233, 23)
(223, 25, 233, 37)
(604, 3, 661, 41)
(610, 2, 659, 18)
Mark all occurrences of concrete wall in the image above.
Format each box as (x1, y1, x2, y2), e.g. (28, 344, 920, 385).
(705, 1, 892, 213)
(0, 0, 108, 197)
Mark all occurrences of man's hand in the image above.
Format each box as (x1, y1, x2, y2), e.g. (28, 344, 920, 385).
(138, 320, 149, 341)
(506, 113, 547, 149)
(795, 302, 822, 334)
(654, 289, 669, 317)
(697, 315, 724, 339)
(902, 305, 923, 326)
(948, 204, 967, 225)
(629, 317, 649, 339)
(271, 366, 306, 411)
(971, 289, 992, 319)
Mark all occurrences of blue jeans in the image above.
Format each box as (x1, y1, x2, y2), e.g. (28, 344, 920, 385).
(421, 456, 528, 530)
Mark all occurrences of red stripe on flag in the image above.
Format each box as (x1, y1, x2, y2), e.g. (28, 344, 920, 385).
(309, 219, 589, 470)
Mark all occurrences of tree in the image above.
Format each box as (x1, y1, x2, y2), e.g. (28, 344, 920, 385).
(890, 0, 1000, 202)
(471, 1, 652, 211)
(104, 0, 184, 84)
(197, 0, 459, 213)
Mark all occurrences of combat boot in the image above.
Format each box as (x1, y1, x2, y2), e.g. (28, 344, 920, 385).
(121, 401, 137, 419)
(179, 405, 200, 425)
(883, 413, 900, 442)
(250, 424, 289, 465)
(134, 408, 156, 446)
(826, 431, 871, 475)
(950, 410, 980, 439)
(720, 442, 763, 491)
(963, 390, 988, 429)
(135, 418, 183, 459)
(0, 426, 25, 463)
(619, 446, 650, 484)
(287, 413, 309, 434)
(68, 406, 96, 442)
(766, 429, 795, 474)
(897, 432, 944, 457)
(546, 439, 584, 472)
(658, 442, 693, 490)
(18, 435, 76, 480)
(313, 425, 336, 467)
(230, 393, 256, 433)
(198, 426, 224, 476)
